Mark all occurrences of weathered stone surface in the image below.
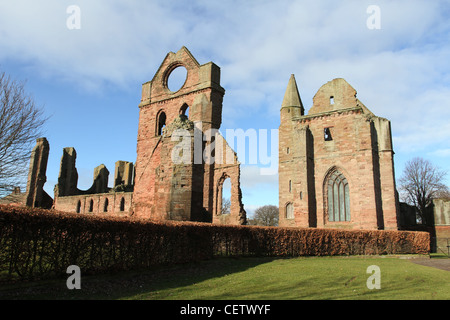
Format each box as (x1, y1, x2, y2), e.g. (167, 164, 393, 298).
(134, 46, 246, 225)
(114, 161, 134, 187)
(23, 48, 244, 225)
(54, 147, 78, 197)
(25, 138, 52, 209)
(89, 164, 109, 194)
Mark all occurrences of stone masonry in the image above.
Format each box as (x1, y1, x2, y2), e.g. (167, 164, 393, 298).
(2, 48, 406, 232)
(133, 47, 246, 224)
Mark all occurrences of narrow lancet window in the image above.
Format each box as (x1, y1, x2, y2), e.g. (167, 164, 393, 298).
(104, 198, 109, 212)
(157, 111, 166, 136)
(327, 170, 350, 222)
(120, 197, 125, 211)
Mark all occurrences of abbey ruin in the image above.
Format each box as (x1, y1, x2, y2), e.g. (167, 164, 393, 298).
(2, 47, 448, 241)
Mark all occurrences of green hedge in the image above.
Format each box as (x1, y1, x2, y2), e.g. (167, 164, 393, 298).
(0, 205, 430, 281)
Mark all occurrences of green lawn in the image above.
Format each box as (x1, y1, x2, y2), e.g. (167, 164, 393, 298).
(1, 255, 448, 300)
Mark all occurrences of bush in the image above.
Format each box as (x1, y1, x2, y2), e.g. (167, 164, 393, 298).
(0, 205, 430, 281)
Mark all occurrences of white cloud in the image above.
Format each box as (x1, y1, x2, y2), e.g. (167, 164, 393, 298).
(1, 1, 447, 95)
(0, 1, 186, 91)
(240, 165, 278, 189)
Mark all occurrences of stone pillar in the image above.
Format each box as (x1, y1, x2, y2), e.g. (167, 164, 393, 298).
(25, 138, 50, 208)
(114, 161, 134, 187)
(91, 164, 109, 194)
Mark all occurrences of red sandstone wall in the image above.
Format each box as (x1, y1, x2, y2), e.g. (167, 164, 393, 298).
(279, 78, 399, 231)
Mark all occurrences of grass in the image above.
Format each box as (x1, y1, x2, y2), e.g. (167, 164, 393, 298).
(0, 255, 448, 300)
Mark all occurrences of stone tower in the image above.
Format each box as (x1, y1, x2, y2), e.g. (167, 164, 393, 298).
(133, 47, 246, 224)
(25, 138, 52, 208)
(279, 77, 399, 230)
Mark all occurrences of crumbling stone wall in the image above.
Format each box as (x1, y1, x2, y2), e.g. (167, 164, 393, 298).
(7, 48, 245, 225)
(52, 145, 134, 215)
(432, 198, 450, 254)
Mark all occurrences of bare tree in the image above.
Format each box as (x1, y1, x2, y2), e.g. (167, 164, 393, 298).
(0, 71, 47, 197)
(398, 157, 448, 225)
(249, 205, 279, 226)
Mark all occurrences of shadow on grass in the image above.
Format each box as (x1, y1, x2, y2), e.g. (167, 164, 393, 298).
(0, 256, 277, 300)
(2, 255, 448, 300)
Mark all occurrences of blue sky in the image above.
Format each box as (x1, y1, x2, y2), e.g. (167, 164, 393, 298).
(0, 0, 449, 216)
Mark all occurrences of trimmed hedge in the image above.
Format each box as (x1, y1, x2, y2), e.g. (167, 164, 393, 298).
(0, 205, 430, 281)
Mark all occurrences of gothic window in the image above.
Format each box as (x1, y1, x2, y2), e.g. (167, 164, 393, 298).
(286, 202, 294, 219)
(88, 199, 94, 213)
(157, 111, 166, 136)
(327, 170, 350, 222)
(103, 198, 109, 212)
(76, 200, 81, 213)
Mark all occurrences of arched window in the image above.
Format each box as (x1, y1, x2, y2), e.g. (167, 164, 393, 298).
(286, 202, 294, 219)
(89, 199, 94, 213)
(157, 111, 166, 136)
(76, 200, 81, 213)
(120, 197, 125, 211)
(180, 103, 189, 118)
(326, 169, 350, 222)
(103, 198, 109, 212)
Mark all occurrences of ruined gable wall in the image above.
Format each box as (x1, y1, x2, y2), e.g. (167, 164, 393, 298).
(133, 48, 221, 220)
(133, 47, 246, 225)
